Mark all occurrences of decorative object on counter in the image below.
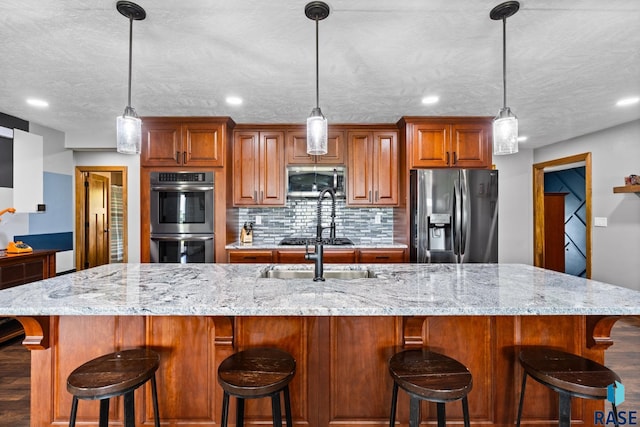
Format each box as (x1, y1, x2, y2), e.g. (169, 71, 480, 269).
(67, 348, 161, 427)
(116, 1, 146, 154)
(624, 174, 640, 185)
(240, 222, 254, 244)
(0, 207, 15, 222)
(490, 1, 520, 155)
(305, 1, 330, 155)
(6, 241, 32, 254)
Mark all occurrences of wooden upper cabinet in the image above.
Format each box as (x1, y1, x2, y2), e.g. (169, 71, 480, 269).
(286, 129, 346, 164)
(233, 129, 285, 206)
(406, 118, 492, 169)
(347, 129, 399, 206)
(141, 118, 227, 167)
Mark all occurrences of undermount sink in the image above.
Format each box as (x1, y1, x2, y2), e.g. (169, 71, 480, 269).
(260, 267, 377, 280)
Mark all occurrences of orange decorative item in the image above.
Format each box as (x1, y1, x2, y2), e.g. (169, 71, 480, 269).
(6, 241, 33, 254)
(0, 207, 16, 221)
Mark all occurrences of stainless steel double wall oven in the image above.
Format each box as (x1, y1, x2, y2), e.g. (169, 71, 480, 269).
(149, 171, 215, 263)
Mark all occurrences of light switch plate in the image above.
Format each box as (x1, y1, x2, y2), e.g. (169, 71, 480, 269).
(594, 217, 608, 227)
(255, 215, 262, 225)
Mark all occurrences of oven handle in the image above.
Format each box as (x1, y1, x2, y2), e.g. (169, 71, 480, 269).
(151, 235, 214, 241)
(151, 185, 214, 191)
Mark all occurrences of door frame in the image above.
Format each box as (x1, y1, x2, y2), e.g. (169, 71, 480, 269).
(74, 166, 128, 270)
(532, 153, 591, 278)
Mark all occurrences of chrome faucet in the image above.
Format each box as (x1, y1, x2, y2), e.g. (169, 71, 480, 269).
(305, 187, 336, 281)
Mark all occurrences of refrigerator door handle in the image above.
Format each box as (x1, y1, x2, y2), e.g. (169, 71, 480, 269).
(453, 179, 461, 257)
(460, 171, 469, 258)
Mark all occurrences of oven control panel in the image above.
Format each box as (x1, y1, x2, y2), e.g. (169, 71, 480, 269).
(151, 172, 213, 184)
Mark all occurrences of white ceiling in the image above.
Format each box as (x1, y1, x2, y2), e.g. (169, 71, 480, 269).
(1, 0, 639, 149)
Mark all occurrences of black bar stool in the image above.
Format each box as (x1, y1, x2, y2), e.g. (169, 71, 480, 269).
(388, 349, 472, 427)
(517, 347, 621, 427)
(67, 348, 161, 427)
(218, 347, 296, 427)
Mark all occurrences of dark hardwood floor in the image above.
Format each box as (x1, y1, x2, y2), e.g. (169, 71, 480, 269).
(0, 317, 638, 426)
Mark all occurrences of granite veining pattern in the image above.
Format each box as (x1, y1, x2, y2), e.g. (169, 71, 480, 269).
(1, 263, 640, 316)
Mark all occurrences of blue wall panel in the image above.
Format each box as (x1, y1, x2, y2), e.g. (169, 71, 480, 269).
(29, 172, 73, 234)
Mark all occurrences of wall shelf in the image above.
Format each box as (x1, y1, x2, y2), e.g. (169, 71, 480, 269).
(613, 185, 640, 194)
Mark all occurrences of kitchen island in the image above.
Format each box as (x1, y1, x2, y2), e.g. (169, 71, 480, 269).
(1, 263, 639, 427)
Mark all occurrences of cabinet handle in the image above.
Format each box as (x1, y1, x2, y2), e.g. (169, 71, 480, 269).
(453, 152, 457, 165)
(375, 190, 379, 202)
(176, 151, 180, 164)
(260, 190, 264, 203)
(183, 151, 187, 164)
(368, 190, 372, 202)
(376, 256, 389, 259)
(245, 256, 257, 260)
(446, 152, 450, 166)
(254, 191, 257, 201)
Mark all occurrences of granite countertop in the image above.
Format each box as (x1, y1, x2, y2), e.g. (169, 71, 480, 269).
(225, 241, 408, 250)
(1, 263, 640, 317)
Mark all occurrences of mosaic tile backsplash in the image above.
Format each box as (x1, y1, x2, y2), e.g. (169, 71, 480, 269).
(237, 198, 395, 245)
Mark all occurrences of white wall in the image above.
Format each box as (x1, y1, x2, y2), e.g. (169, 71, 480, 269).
(535, 120, 640, 290)
(73, 151, 141, 263)
(493, 148, 534, 264)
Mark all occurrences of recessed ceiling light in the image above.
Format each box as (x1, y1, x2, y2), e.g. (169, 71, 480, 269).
(616, 97, 639, 107)
(421, 96, 439, 105)
(517, 136, 528, 142)
(26, 98, 49, 108)
(226, 96, 243, 106)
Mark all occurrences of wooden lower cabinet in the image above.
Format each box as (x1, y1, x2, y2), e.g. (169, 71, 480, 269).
(29, 314, 607, 427)
(275, 249, 357, 263)
(230, 249, 404, 264)
(228, 250, 274, 263)
(358, 249, 405, 263)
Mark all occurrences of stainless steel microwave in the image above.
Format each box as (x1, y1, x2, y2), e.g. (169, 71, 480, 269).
(286, 166, 345, 198)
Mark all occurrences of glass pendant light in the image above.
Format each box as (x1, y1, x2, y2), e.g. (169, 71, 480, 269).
(490, 1, 519, 155)
(305, 2, 330, 155)
(116, 1, 146, 154)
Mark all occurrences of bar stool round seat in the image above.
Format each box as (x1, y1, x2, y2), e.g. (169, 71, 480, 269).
(517, 347, 621, 427)
(218, 347, 296, 427)
(66, 348, 160, 427)
(388, 349, 472, 427)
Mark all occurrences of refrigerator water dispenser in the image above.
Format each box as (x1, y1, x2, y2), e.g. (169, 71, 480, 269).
(428, 214, 451, 251)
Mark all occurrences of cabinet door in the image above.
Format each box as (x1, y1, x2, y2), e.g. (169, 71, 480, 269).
(358, 249, 405, 263)
(233, 131, 260, 205)
(451, 122, 491, 168)
(260, 131, 286, 205)
(183, 122, 224, 167)
(141, 122, 182, 166)
(287, 130, 345, 165)
(347, 132, 373, 205)
(228, 250, 273, 263)
(372, 131, 399, 205)
(410, 123, 450, 168)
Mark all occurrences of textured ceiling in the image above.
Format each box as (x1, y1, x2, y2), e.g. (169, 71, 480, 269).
(1, 0, 639, 149)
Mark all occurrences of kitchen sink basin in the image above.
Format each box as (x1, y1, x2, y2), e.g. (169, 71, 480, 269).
(260, 267, 376, 280)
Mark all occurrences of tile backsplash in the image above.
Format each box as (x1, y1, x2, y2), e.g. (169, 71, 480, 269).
(237, 198, 395, 245)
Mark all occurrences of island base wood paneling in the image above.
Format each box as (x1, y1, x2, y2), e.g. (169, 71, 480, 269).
(28, 315, 611, 427)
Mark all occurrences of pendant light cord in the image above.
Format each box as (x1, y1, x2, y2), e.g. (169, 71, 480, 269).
(315, 17, 320, 110)
(127, 15, 134, 109)
(502, 17, 507, 109)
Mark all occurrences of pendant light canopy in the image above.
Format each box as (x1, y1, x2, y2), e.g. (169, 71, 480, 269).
(305, 1, 330, 156)
(490, 1, 519, 155)
(116, 1, 146, 155)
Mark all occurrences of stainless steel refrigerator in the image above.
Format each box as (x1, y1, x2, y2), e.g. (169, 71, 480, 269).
(410, 169, 498, 263)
